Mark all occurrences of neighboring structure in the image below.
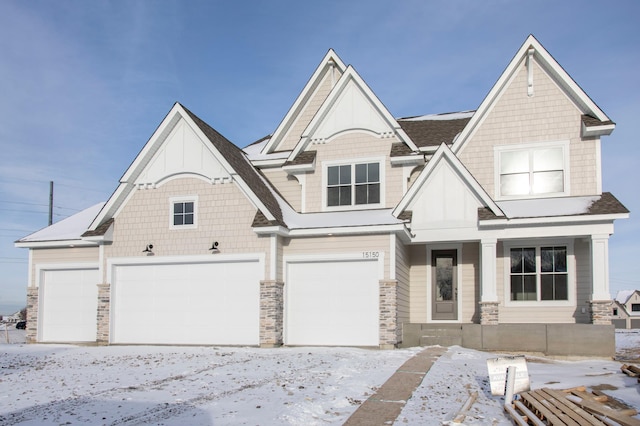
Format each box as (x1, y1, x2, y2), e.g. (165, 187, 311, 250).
(15, 35, 628, 356)
(612, 290, 640, 329)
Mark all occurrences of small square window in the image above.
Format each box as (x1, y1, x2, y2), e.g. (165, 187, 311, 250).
(170, 197, 197, 229)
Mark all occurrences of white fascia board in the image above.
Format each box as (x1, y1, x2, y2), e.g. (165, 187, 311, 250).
(389, 155, 424, 166)
(393, 143, 503, 218)
(282, 160, 316, 174)
(251, 158, 288, 168)
(478, 213, 628, 228)
(264, 49, 347, 155)
(289, 66, 418, 161)
(582, 122, 615, 138)
(15, 239, 98, 249)
(453, 35, 611, 155)
(411, 221, 616, 243)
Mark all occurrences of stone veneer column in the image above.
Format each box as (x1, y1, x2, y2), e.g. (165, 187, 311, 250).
(379, 280, 398, 349)
(26, 287, 38, 343)
(480, 301, 499, 325)
(590, 300, 613, 325)
(96, 283, 111, 345)
(260, 280, 284, 347)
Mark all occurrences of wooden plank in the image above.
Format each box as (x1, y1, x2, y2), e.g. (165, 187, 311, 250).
(590, 390, 638, 417)
(520, 390, 576, 426)
(512, 400, 548, 426)
(540, 388, 602, 425)
(505, 402, 532, 426)
(563, 391, 640, 426)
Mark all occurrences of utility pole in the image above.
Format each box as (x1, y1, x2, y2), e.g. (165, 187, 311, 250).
(48, 181, 54, 226)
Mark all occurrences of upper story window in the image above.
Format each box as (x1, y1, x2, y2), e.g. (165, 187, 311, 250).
(170, 196, 197, 229)
(632, 304, 640, 312)
(325, 160, 382, 209)
(496, 141, 569, 199)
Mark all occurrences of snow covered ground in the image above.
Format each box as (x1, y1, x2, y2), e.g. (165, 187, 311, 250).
(0, 327, 639, 425)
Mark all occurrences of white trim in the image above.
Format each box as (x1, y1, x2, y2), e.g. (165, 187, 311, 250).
(15, 240, 97, 249)
(590, 234, 610, 300)
(502, 238, 575, 308)
(480, 239, 498, 302)
(27, 250, 33, 287)
(298, 173, 307, 213)
(35, 263, 99, 288)
(595, 139, 602, 195)
(494, 140, 570, 200)
(322, 157, 386, 212)
(283, 251, 385, 281)
(426, 243, 463, 324)
(270, 234, 277, 281)
(390, 234, 396, 281)
(169, 195, 198, 230)
(106, 253, 265, 285)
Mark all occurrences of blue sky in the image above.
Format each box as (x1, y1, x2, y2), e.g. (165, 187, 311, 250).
(0, 1, 638, 313)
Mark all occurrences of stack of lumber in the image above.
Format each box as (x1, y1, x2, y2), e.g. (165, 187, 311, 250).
(506, 386, 640, 425)
(621, 364, 640, 383)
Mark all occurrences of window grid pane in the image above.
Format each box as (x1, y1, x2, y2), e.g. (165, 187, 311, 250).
(328, 162, 379, 207)
(500, 146, 565, 196)
(173, 201, 195, 227)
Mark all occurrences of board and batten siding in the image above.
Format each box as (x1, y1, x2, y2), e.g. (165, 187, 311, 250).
(574, 238, 592, 323)
(458, 58, 600, 199)
(104, 178, 270, 281)
(31, 247, 99, 287)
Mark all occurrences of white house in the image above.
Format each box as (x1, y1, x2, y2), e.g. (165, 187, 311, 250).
(16, 35, 628, 356)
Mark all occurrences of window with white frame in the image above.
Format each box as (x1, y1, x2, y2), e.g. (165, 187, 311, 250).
(509, 245, 569, 302)
(326, 161, 381, 208)
(170, 196, 197, 229)
(496, 142, 568, 198)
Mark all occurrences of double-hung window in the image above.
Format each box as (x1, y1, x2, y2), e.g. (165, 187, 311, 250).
(508, 245, 569, 303)
(326, 161, 381, 208)
(170, 196, 197, 229)
(496, 142, 568, 198)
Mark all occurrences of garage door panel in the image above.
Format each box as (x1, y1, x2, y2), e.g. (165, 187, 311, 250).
(41, 269, 99, 342)
(286, 259, 379, 346)
(112, 260, 260, 345)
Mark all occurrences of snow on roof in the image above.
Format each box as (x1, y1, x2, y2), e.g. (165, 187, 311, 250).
(242, 137, 291, 162)
(18, 202, 105, 242)
(399, 110, 475, 122)
(616, 289, 637, 304)
(496, 196, 600, 218)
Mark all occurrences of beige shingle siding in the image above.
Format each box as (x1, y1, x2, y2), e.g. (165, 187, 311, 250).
(30, 247, 99, 286)
(104, 178, 270, 281)
(302, 132, 404, 212)
(262, 168, 302, 212)
(574, 238, 592, 323)
(408, 245, 427, 322)
(395, 236, 410, 334)
(279, 70, 339, 152)
(459, 59, 599, 198)
(461, 243, 480, 323)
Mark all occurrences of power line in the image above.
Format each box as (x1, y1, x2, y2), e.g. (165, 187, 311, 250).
(0, 200, 81, 212)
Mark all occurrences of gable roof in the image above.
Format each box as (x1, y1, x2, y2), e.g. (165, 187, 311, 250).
(261, 49, 347, 155)
(287, 65, 418, 162)
(452, 34, 614, 155)
(393, 142, 504, 219)
(87, 103, 284, 232)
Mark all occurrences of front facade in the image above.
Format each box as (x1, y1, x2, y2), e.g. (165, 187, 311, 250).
(16, 36, 628, 355)
(612, 290, 640, 329)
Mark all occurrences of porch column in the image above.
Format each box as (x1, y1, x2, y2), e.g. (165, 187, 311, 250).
(26, 286, 38, 343)
(96, 283, 111, 345)
(260, 280, 284, 347)
(590, 234, 612, 325)
(480, 239, 499, 325)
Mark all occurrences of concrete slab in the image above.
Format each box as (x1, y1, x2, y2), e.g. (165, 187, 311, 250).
(343, 346, 447, 425)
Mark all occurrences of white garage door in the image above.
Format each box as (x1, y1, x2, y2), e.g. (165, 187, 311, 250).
(41, 268, 99, 342)
(285, 259, 379, 346)
(112, 259, 261, 345)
